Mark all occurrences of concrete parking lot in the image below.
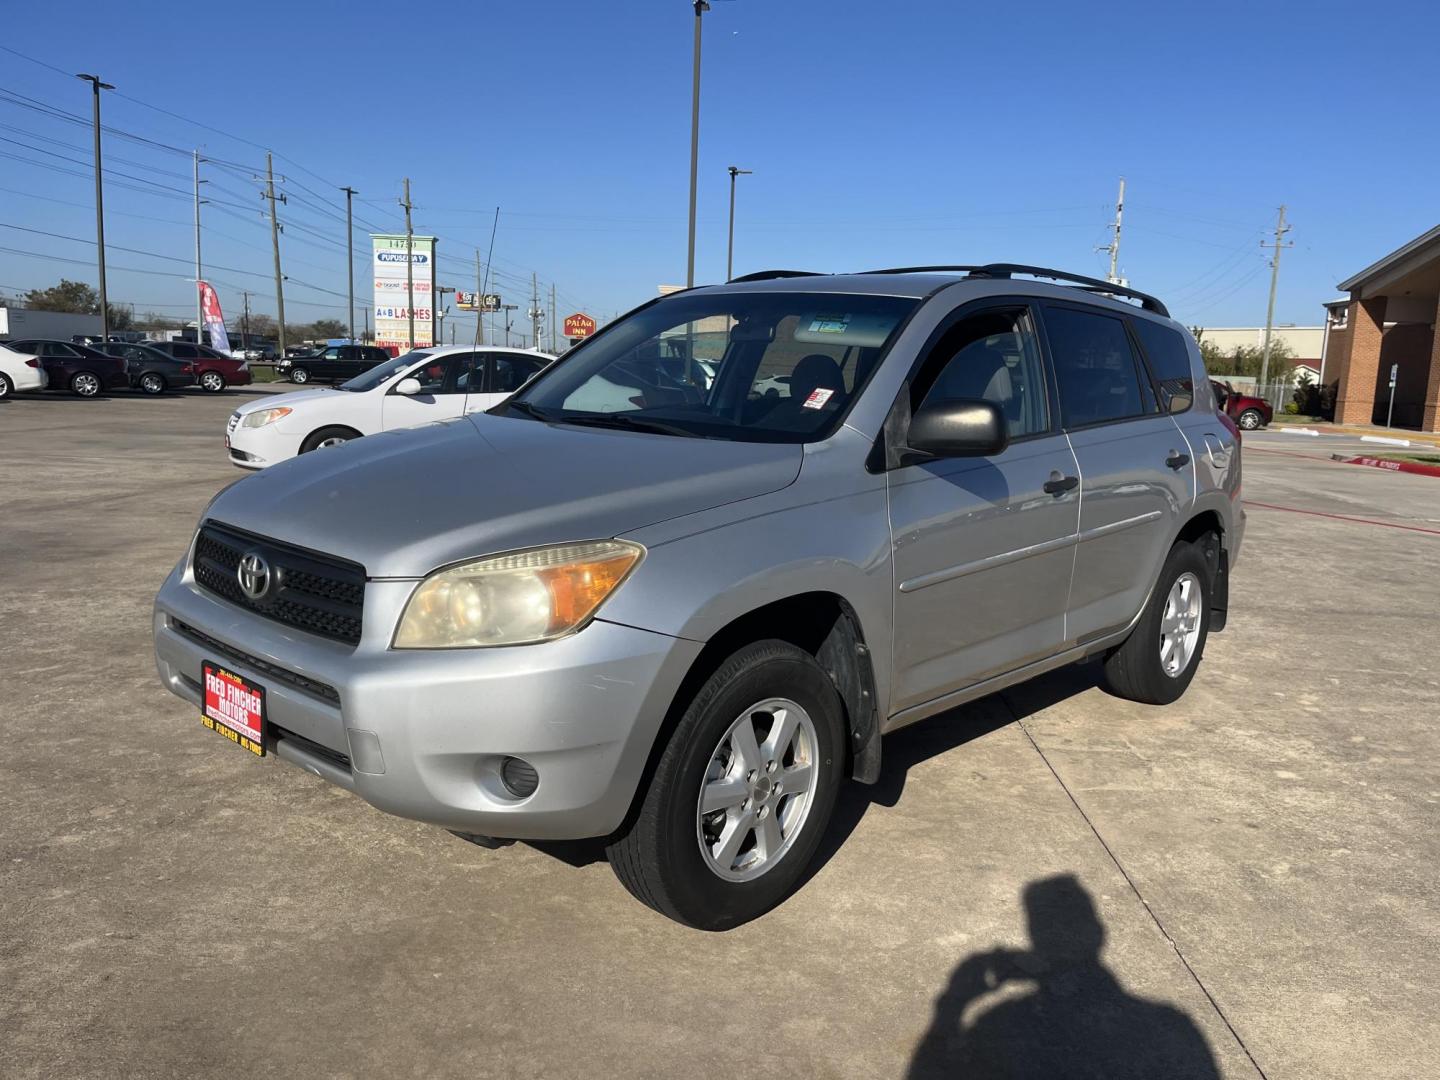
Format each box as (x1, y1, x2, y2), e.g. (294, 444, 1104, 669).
(2, 393, 1437, 1079)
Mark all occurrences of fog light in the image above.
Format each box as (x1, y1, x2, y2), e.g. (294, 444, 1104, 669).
(499, 756, 539, 798)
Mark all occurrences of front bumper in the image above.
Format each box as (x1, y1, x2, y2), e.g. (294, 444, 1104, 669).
(152, 561, 702, 840)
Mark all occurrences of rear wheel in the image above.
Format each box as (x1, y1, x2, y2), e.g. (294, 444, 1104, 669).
(1102, 540, 1212, 705)
(0, 373, 12, 399)
(1238, 408, 1263, 430)
(139, 372, 166, 395)
(290, 367, 311, 384)
(299, 426, 361, 454)
(607, 640, 844, 930)
(71, 371, 102, 397)
(199, 370, 226, 392)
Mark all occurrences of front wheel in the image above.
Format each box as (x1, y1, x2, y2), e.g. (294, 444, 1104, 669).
(1238, 408, 1263, 430)
(289, 367, 310, 384)
(299, 426, 361, 454)
(1102, 540, 1212, 705)
(607, 640, 845, 930)
(199, 370, 226, 393)
(71, 371, 102, 397)
(139, 372, 166, 395)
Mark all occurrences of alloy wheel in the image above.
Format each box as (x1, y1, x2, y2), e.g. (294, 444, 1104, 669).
(200, 371, 224, 392)
(696, 697, 820, 882)
(1159, 571, 1203, 677)
(73, 373, 100, 397)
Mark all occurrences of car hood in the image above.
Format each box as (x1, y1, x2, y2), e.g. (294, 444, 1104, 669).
(205, 412, 803, 577)
(233, 388, 345, 415)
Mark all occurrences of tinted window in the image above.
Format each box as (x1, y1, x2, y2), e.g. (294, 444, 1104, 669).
(1131, 319, 1195, 413)
(914, 307, 1049, 438)
(323, 347, 344, 360)
(170, 343, 197, 358)
(195, 345, 227, 360)
(1044, 307, 1148, 428)
(491, 355, 544, 394)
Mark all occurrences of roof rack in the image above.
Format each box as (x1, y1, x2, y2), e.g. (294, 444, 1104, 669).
(726, 269, 823, 283)
(857, 262, 1169, 317)
(965, 263, 1168, 316)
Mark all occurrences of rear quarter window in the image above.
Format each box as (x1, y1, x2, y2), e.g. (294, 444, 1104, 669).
(1131, 319, 1196, 413)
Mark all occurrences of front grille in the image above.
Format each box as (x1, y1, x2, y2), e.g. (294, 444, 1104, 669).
(192, 522, 366, 646)
(171, 619, 342, 705)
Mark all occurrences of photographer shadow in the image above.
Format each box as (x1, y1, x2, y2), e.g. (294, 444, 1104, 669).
(907, 875, 1221, 1080)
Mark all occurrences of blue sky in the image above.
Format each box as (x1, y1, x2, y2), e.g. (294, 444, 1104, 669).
(1, 0, 1437, 338)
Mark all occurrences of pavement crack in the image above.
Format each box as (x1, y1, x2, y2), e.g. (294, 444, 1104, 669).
(1002, 695, 1271, 1080)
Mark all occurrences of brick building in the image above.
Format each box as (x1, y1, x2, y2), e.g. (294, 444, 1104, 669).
(1326, 225, 1440, 430)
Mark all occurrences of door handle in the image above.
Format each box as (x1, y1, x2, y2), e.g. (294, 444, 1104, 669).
(1165, 451, 1191, 470)
(1043, 473, 1079, 495)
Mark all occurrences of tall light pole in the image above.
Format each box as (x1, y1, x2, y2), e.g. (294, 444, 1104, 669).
(76, 74, 114, 339)
(193, 151, 207, 344)
(726, 165, 751, 281)
(341, 186, 358, 343)
(685, 1, 710, 288)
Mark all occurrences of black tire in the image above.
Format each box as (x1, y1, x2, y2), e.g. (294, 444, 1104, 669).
(607, 639, 845, 930)
(290, 367, 311, 384)
(199, 370, 227, 393)
(71, 371, 102, 397)
(139, 372, 166, 395)
(1102, 540, 1212, 705)
(299, 426, 361, 454)
(0, 372, 12, 399)
(1238, 408, 1263, 430)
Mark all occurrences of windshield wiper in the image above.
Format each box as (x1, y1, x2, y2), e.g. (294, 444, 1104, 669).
(556, 413, 703, 439)
(504, 399, 555, 421)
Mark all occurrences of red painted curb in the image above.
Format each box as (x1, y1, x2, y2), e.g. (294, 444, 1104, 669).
(1331, 454, 1440, 478)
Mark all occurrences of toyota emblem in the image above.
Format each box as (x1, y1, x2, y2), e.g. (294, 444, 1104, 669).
(236, 551, 271, 601)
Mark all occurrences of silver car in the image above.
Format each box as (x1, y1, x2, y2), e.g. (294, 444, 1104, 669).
(153, 264, 1243, 929)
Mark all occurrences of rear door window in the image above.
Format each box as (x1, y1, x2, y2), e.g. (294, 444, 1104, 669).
(1043, 306, 1150, 428)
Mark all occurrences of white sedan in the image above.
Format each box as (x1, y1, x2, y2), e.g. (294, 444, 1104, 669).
(225, 345, 554, 469)
(0, 341, 49, 397)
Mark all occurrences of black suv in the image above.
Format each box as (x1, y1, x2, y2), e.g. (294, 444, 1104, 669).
(277, 344, 391, 384)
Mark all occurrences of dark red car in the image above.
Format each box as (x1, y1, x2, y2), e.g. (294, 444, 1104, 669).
(5, 338, 130, 397)
(145, 340, 253, 392)
(1210, 379, 1272, 430)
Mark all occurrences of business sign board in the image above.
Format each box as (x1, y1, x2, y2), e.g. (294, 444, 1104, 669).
(372, 234, 437, 351)
(456, 292, 502, 312)
(564, 312, 597, 339)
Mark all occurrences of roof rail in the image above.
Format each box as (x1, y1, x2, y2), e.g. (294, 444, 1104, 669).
(965, 263, 1170, 317)
(858, 265, 987, 276)
(726, 269, 823, 283)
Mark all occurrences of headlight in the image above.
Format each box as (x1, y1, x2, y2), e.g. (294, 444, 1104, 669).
(394, 540, 643, 648)
(241, 406, 293, 428)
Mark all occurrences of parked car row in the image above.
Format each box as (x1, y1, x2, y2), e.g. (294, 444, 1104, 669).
(0, 338, 251, 397)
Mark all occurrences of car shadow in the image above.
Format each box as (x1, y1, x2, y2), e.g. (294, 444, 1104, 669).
(518, 661, 1105, 875)
(905, 874, 1221, 1079)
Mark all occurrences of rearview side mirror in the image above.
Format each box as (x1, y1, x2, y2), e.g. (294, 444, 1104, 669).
(907, 398, 1009, 458)
(395, 377, 423, 396)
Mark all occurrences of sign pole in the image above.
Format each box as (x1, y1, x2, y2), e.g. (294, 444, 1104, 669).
(1387, 362, 1398, 428)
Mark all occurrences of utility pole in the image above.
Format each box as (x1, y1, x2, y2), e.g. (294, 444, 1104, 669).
(474, 249, 485, 346)
(726, 165, 752, 281)
(529, 273, 542, 352)
(686, 0, 710, 287)
(241, 290, 250, 348)
(549, 283, 557, 354)
(341, 186, 358, 343)
(193, 151, 207, 344)
(1098, 176, 1125, 285)
(263, 153, 287, 353)
(400, 178, 415, 350)
(77, 73, 114, 340)
(501, 304, 518, 347)
(1258, 205, 1293, 404)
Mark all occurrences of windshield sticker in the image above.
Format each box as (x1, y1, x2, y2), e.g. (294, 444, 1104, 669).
(808, 315, 850, 334)
(803, 387, 835, 410)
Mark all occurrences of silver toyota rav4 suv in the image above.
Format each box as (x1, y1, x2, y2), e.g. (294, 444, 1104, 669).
(154, 264, 1243, 929)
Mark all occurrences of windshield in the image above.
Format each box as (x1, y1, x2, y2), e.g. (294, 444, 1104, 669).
(338, 350, 430, 392)
(503, 292, 917, 443)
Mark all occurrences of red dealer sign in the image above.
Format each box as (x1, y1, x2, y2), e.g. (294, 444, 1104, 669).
(564, 313, 597, 339)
